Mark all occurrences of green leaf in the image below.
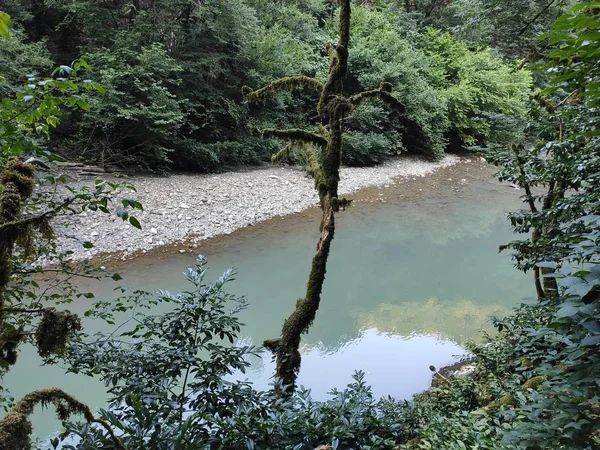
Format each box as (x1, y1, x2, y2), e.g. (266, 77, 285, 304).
(93, 83, 106, 94)
(129, 216, 142, 230)
(77, 99, 90, 111)
(581, 335, 600, 346)
(0, 12, 12, 38)
(556, 303, 579, 318)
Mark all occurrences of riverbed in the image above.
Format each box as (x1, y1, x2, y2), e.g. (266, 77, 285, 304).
(53, 155, 459, 261)
(6, 158, 534, 441)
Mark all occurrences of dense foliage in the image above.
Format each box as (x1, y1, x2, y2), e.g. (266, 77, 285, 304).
(1, 0, 536, 171)
(408, 4, 600, 448)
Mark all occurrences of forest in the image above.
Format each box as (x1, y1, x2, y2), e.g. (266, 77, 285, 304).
(0, 0, 599, 449)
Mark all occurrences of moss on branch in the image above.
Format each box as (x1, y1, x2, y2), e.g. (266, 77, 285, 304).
(262, 128, 328, 148)
(0, 388, 126, 450)
(35, 308, 82, 358)
(349, 86, 406, 115)
(242, 76, 323, 103)
(301, 144, 322, 182)
(0, 160, 75, 370)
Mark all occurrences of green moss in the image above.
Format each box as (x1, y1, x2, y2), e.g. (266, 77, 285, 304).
(35, 308, 82, 358)
(262, 128, 328, 149)
(487, 376, 547, 410)
(0, 160, 56, 370)
(271, 143, 293, 165)
(523, 375, 547, 391)
(0, 388, 125, 450)
(242, 75, 323, 104)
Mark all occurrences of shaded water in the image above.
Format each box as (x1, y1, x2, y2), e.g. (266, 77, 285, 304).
(5, 161, 533, 439)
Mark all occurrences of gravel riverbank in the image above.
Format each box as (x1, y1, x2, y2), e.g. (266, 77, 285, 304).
(54, 155, 460, 260)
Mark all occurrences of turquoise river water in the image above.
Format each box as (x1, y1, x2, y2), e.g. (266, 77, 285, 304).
(5, 161, 534, 440)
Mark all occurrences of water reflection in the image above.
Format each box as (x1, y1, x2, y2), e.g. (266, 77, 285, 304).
(241, 328, 465, 399)
(356, 298, 509, 344)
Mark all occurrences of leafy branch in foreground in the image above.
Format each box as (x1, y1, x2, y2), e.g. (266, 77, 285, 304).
(0, 159, 143, 374)
(243, 0, 431, 393)
(488, 3, 600, 300)
(59, 258, 412, 449)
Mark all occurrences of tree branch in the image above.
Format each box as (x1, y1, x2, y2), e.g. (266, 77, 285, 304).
(350, 84, 434, 157)
(242, 76, 323, 103)
(349, 84, 406, 115)
(0, 195, 76, 237)
(261, 128, 328, 148)
(301, 144, 322, 181)
(518, 0, 559, 36)
(511, 145, 538, 214)
(0, 388, 126, 450)
(14, 268, 103, 280)
(2, 308, 45, 314)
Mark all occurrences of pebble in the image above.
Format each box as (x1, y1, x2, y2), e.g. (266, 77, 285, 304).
(53, 155, 460, 260)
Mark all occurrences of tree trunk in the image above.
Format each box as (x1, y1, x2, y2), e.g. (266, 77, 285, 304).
(266, 0, 350, 393)
(271, 193, 336, 389)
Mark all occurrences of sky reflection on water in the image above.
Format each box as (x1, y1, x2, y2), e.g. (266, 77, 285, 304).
(241, 328, 465, 400)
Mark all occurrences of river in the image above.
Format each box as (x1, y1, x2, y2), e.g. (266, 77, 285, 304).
(5, 159, 534, 441)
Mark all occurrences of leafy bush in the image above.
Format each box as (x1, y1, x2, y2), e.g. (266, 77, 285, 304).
(69, 40, 186, 169)
(344, 6, 449, 160)
(0, 33, 53, 96)
(342, 104, 402, 166)
(172, 137, 279, 172)
(421, 28, 532, 152)
(402, 247, 600, 449)
(245, 23, 320, 87)
(61, 257, 416, 450)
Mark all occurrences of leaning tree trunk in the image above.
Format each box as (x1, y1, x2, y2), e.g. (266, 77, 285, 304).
(263, 0, 351, 392)
(243, 0, 429, 392)
(510, 145, 560, 300)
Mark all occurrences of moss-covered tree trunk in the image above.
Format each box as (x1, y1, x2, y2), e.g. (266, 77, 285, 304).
(243, 0, 428, 392)
(0, 160, 35, 366)
(264, 0, 350, 392)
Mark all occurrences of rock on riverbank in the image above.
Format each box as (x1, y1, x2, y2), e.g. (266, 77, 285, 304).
(54, 155, 459, 260)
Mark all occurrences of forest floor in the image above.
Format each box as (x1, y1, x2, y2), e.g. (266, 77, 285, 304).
(51, 155, 466, 262)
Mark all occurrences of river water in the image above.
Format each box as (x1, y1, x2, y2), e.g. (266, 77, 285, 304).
(5, 160, 534, 440)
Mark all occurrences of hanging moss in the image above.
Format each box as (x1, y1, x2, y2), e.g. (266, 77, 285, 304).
(301, 144, 322, 186)
(0, 160, 36, 281)
(271, 143, 293, 165)
(350, 88, 406, 115)
(0, 328, 23, 367)
(1, 160, 36, 349)
(35, 308, 82, 358)
(0, 160, 58, 370)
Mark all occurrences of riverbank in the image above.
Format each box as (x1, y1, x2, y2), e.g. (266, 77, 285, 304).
(53, 155, 461, 261)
